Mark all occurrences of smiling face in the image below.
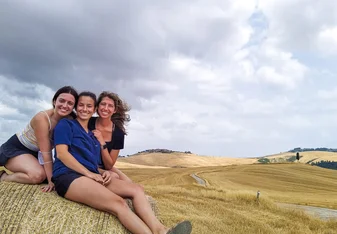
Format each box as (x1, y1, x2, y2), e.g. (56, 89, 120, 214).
(76, 96, 96, 121)
(53, 93, 76, 117)
(97, 96, 116, 119)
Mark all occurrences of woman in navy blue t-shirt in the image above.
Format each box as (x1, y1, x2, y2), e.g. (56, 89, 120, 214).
(89, 91, 132, 182)
(52, 91, 192, 234)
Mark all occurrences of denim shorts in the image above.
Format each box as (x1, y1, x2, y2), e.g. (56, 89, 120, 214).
(0, 134, 38, 166)
(52, 171, 83, 197)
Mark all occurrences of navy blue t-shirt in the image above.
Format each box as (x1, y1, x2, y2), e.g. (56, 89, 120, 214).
(53, 119, 100, 178)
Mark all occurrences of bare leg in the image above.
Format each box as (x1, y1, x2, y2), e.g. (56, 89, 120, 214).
(105, 178, 168, 234)
(110, 167, 132, 183)
(2, 154, 46, 184)
(65, 176, 152, 234)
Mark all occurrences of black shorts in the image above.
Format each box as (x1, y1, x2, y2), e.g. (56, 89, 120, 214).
(52, 171, 83, 198)
(0, 134, 38, 166)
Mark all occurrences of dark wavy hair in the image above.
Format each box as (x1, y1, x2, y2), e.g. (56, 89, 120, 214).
(97, 91, 131, 134)
(77, 91, 97, 107)
(52, 86, 79, 119)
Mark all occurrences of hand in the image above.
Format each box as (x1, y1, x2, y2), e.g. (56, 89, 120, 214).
(86, 172, 104, 184)
(92, 130, 105, 146)
(102, 171, 111, 186)
(41, 181, 55, 192)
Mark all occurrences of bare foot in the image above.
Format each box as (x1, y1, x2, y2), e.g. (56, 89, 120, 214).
(0, 171, 8, 182)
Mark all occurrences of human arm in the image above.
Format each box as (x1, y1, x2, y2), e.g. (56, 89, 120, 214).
(92, 129, 119, 170)
(32, 112, 54, 192)
(102, 149, 119, 170)
(110, 167, 132, 183)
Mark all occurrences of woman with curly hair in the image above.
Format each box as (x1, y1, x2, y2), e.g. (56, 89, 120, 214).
(89, 91, 132, 182)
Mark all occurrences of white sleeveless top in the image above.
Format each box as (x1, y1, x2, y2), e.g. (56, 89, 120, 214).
(16, 111, 52, 152)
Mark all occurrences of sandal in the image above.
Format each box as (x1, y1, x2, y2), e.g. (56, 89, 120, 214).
(167, 220, 192, 234)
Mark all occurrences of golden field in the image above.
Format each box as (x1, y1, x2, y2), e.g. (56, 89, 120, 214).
(117, 152, 257, 168)
(117, 151, 337, 233)
(121, 163, 337, 234)
(2, 151, 337, 233)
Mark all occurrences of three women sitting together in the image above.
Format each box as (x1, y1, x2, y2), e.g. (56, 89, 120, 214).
(0, 86, 192, 234)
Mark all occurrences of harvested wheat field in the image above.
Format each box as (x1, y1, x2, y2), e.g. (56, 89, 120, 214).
(115, 161, 167, 169)
(2, 162, 337, 234)
(118, 152, 257, 168)
(196, 163, 337, 209)
(122, 163, 337, 234)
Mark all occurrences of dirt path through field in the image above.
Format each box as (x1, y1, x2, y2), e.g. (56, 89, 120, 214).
(191, 174, 206, 186)
(278, 203, 337, 220)
(190, 169, 337, 220)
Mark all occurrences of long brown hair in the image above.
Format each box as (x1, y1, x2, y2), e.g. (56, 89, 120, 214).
(97, 91, 131, 134)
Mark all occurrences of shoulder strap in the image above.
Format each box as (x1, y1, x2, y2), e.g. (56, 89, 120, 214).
(41, 111, 52, 130)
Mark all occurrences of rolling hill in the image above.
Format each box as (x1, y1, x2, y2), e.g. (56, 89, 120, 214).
(117, 152, 257, 168)
(262, 151, 337, 164)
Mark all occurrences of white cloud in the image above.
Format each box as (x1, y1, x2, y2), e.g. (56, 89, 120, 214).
(317, 87, 337, 99)
(278, 115, 312, 128)
(317, 26, 337, 55)
(0, 75, 56, 142)
(239, 96, 291, 115)
(259, 0, 337, 55)
(0, 102, 19, 116)
(1, 0, 337, 158)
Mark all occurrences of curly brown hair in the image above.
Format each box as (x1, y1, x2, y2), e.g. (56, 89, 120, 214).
(97, 91, 131, 134)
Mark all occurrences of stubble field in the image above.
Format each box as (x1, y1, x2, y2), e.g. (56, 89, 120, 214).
(2, 151, 337, 233)
(121, 163, 337, 234)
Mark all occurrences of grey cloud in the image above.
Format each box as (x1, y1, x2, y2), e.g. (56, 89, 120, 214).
(260, 1, 337, 51)
(0, 1, 168, 97)
(0, 0, 248, 106)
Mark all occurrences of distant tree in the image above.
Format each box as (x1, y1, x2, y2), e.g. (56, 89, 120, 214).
(258, 158, 270, 164)
(311, 160, 337, 170)
(288, 147, 337, 153)
(296, 152, 300, 161)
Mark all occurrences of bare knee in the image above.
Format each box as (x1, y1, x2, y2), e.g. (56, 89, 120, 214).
(108, 197, 129, 215)
(109, 171, 120, 179)
(131, 184, 145, 198)
(28, 170, 46, 184)
(135, 184, 144, 193)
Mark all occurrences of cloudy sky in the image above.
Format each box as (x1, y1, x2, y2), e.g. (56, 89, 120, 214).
(1, 0, 337, 157)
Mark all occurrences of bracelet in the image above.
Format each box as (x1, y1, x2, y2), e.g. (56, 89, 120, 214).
(39, 151, 52, 154)
(43, 161, 53, 164)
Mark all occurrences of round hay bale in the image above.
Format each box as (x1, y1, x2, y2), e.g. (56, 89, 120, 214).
(0, 182, 159, 234)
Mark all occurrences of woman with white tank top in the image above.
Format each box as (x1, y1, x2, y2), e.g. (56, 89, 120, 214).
(0, 86, 78, 192)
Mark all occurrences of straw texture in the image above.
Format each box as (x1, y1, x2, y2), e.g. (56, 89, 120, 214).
(0, 182, 159, 234)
